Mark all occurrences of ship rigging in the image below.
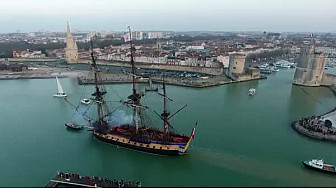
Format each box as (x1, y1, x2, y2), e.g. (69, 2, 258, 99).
(66, 27, 196, 155)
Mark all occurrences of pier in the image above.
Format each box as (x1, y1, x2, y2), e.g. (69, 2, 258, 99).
(292, 107, 336, 142)
(45, 172, 141, 188)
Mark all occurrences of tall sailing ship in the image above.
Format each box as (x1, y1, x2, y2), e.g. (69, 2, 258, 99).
(86, 27, 196, 155)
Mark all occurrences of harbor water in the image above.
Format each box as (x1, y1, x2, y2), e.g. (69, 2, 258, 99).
(1, 69, 336, 187)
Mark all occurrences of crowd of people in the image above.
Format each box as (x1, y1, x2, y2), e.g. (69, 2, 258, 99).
(57, 172, 141, 187)
(298, 115, 336, 135)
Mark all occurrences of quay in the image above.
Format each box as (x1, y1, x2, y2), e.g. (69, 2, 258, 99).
(77, 75, 267, 88)
(45, 172, 141, 188)
(292, 107, 336, 142)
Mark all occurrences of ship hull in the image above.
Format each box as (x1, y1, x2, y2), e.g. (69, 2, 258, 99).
(93, 132, 189, 156)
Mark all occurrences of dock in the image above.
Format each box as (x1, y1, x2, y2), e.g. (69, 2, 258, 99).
(45, 172, 141, 188)
(77, 75, 267, 88)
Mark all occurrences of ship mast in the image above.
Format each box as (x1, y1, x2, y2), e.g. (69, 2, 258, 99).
(127, 26, 142, 133)
(161, 72, 170, 139)
(90, 40, 107, 130)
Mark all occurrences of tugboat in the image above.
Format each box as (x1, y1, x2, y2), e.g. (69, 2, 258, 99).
(302, 159, 336, 173)
(88, 27, 196, 156)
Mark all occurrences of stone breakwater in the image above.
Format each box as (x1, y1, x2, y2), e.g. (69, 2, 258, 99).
(292, 108, 336, 142)
(292, 121, 336, 141)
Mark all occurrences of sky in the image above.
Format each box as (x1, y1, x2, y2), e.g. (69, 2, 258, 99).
(0, 0, 335, 33)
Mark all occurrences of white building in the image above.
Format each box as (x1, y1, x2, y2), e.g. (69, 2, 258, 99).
(186, 46, 205, 51)
(147, 32, 164, 39)
(132, 31, 143, 40)
(217, 55, 230, 68)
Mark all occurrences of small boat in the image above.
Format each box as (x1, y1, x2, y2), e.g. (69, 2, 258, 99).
(275, 62, 291, 68)
(302, 159, 336, 173)
(53, 76, 67, 98)
(81, 99, 90, 105)
(65, 122, 83, 130)
(259, 68, 272, 74)
(248, 88, 256, 96)
(268, 66, 280, 72)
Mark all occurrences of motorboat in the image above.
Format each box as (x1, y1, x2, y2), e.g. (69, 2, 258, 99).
(53, 76, 67, 98)
(81, 99, 91, 105)
(248, 88, 256, 96)
(302, 159, 336, 173)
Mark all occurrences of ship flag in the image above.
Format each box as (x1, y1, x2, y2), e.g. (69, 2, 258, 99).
(191, 127, 196, 140)
(124, 32, 131, 42)
(309, 33, 313, 38)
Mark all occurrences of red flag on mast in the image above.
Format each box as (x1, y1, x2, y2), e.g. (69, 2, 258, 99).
(191, 127, 196, 140)
(124, 32, 131, 42)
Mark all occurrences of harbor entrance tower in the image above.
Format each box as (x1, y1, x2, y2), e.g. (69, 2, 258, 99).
(65, 22, 79, 63)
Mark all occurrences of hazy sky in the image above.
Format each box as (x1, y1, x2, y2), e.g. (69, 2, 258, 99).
(0, 0, 335, 33)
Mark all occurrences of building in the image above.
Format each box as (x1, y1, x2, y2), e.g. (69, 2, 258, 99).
(147, 32, 164, 39)
(132, 31, 143, 40)
(7, 63, 28, 72)
(293, 45, 327, 86)
(13, 49, 45, 58)
(227, 54, 246, 79)
(0, 63, 8, 70)
(226, 53, 260, 81)
(217, 55, 230, 68)
(65, 22, 79, 63)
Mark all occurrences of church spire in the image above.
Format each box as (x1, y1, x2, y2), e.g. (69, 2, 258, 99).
(67, 21, 71, 37)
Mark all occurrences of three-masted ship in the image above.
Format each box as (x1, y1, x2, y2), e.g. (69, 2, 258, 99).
(89, 27, 196, 155)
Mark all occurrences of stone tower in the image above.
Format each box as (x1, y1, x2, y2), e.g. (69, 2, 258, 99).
(227, 54, 246, 79)
(293, 45, 327, 86)
(65, 22, 79, 63)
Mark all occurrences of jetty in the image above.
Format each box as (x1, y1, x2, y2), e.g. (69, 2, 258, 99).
(292, 107, 336, 142)
(45, 172, 141, 188)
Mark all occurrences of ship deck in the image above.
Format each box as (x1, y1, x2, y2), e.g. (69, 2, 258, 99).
(45, 172, 141, 188)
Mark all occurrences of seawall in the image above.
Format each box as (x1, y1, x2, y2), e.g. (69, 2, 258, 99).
(292, 121, 336, 142)
(78, 58, 224, 76)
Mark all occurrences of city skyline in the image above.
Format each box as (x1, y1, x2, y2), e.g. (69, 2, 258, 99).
(0, 0, 335, 33)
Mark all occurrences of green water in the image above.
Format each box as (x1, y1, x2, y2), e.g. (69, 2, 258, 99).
(1, 69, 336, 187)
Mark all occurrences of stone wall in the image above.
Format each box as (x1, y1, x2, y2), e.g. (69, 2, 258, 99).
(79, 58, 224, 76)
(1, 58, 60, 62)
(227, 54, 246, 78)
(293, 45, 327, 86)
(322, 73, 336, 86)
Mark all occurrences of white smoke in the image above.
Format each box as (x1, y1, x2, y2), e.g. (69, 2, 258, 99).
(72, 107, 89, 126)
(109, 109, 133, 126)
